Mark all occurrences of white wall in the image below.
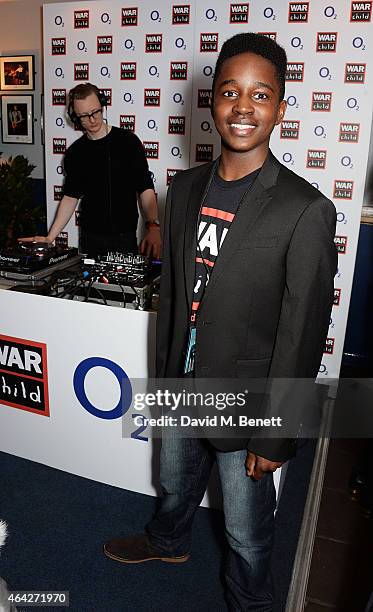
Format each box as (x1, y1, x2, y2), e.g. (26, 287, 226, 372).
(0, 0, 82, 178)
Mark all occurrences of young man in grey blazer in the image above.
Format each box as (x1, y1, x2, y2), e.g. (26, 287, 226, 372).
(104, 33, 337, 611)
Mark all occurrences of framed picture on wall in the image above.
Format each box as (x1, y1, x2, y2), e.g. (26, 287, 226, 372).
(0, 55, 34, 90)
(1, 94, 34, 144)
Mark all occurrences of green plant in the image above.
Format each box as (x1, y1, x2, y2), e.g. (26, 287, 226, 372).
(0, 153, 43, 248)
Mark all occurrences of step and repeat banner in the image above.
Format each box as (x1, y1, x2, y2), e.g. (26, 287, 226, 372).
(0, 0, 369, 499)
(43, 0, 373, 381)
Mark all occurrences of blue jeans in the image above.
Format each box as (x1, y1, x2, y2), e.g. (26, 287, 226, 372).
(146, 438, 276, 611)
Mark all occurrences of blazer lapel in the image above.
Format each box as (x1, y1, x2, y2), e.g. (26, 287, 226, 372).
(183, 160, 218, 312)
(201, 151, 281, 299)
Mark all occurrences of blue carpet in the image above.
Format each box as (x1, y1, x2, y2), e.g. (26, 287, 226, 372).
(0, 441, 314, 611)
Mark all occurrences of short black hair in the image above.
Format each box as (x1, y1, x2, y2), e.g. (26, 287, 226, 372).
(212, 32, 287, 104)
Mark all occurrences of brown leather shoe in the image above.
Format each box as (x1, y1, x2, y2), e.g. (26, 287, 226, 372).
(103, 533, 190, 564)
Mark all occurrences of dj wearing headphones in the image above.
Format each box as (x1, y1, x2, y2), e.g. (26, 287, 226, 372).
(20, 83, 162, 258)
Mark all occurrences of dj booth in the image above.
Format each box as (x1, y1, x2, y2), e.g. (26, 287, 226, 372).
(0, 242, 282, 506)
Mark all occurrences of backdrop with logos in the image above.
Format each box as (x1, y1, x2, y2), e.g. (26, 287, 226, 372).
(0, 0, 371, 502)
(0, 0, 373, 504)
(43, 0, 373, 382)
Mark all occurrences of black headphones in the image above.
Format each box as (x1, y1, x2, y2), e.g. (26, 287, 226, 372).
(67, 84, 108, 127)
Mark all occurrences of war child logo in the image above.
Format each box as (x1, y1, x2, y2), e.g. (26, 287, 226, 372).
(121, 62, 137, 79)
(288, 3, 309, 22)
(198, 89, 212, 108)
(196, 144, 214, 162)
(52, 89, 66, 105)
(168, 116, 186, 134)
(345, 63, 366, 83)
(167, 169, 181, 185)
(122, 7, 138, 26)
(280, 120, 300, 139)
(324, 338, 335, 354)
(145, 34, 163, 53)
(120, 114, 136, 131)
(333, 180, 354, 199)
(334, 288, 341, 306)
(200, 33, 219, 52)
(197, 89, 212, 108)
(55, 232, 68, 249)
(339, 123, 360, 143)
(286, 63, 304, 81)
(258, 32, 277, 40)
(144, 88, 161, 106)
(74, 63, 89, 80)
(170, 62, 188, 79)
(143, 141, 159, 159)
(51, 38, 66, 55)
(74, 10, 89, 28)
(172, 5, 191, 24)
(311, 92, 332, 112)
(307, 149, 327, 169)
(53, 138, 66, 154)
(334, 235, 347, 254)
(100, 88, 112, 105)
(350, 2, 372, 21)
(97, 36, 113, 54)
(230, 4, 249, 24)
(316, 32, 337, 52)
(0, 335, 49, 416)
(54, 185, 63, 201)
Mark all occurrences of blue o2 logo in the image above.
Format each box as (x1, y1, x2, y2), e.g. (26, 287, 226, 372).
(206, 8, 216, 20)
(324, 6, 336, 18)
(264, 7, 275, 19)
(291, 37, 303, 49)
(319, 67, 331, 79)
(287, 95, 298, 108)
(74, 357, 132, 419)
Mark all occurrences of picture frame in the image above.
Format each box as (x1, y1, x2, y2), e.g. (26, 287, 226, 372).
(1, 94, 34, 144)
(0, 55, 34, 90)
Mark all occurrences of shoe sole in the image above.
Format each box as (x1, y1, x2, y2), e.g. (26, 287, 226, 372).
(103, 545, 190, 564)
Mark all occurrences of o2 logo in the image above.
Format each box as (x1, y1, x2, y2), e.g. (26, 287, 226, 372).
(287, 95, 299, 108)
(291, 37, 303, 49)
(205, 8, 217, 20)
(318, 363, 328, 376)
(74, 357, 132, 419)
(319, 66, 331, 80)
(282, 152, 294, 165)
(73, 358, 148, 441)
(73, 357, 148, 442)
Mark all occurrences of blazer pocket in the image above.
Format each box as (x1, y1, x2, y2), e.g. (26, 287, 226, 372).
(236, 357, 271, 379)
(238, 236, 279, 250)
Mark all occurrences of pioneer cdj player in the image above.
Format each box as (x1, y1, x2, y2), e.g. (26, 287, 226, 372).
(0, 244, 161, 310)
(0, 242, 81, 280)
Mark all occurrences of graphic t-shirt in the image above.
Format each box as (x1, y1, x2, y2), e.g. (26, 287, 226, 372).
(183, 167, 260, 374)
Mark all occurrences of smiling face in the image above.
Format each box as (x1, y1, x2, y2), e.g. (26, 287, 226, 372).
(73, 92, 106, 139)
(212, 51, 287, 170)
